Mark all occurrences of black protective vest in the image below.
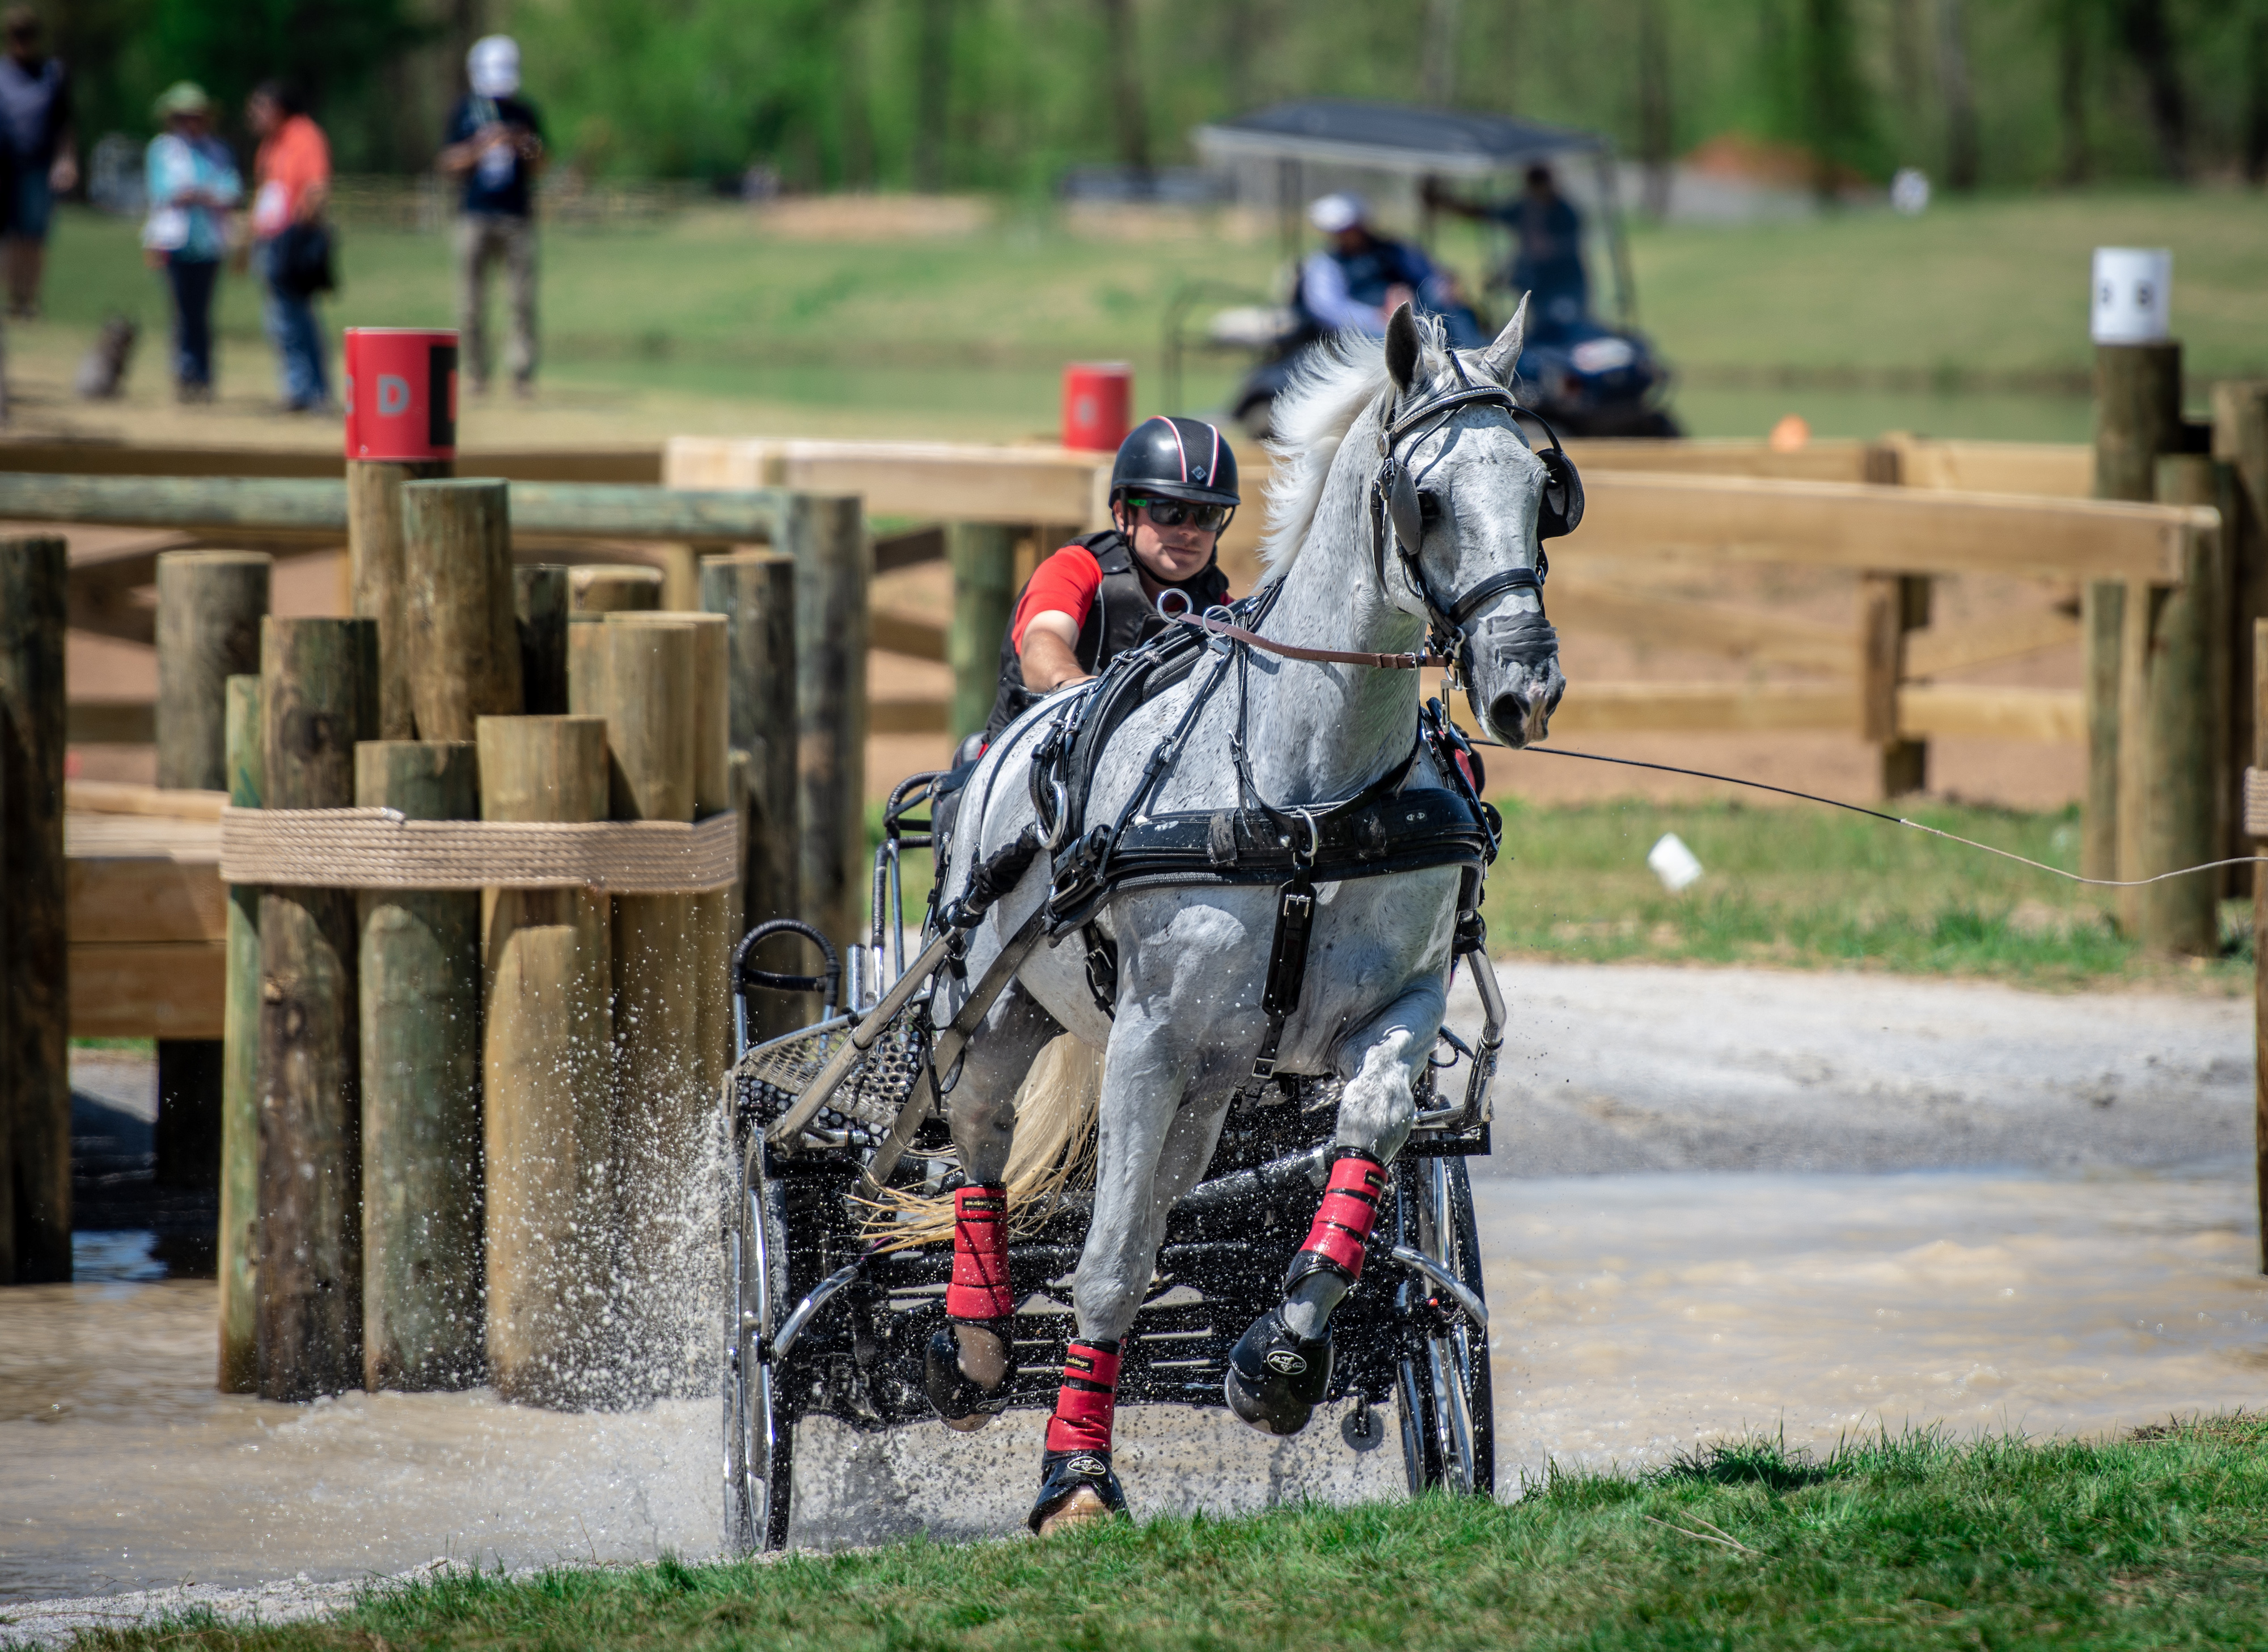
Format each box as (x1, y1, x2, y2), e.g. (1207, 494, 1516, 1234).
(983, 529, 1232, 742)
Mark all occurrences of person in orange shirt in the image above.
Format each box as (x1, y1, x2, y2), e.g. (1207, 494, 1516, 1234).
(247, 81, 332, 412)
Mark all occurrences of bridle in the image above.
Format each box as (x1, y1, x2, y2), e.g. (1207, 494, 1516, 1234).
(1369, 366, 1582, 680)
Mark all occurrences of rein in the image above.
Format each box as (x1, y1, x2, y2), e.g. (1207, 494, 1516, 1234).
(1170, 608, 1449, 671)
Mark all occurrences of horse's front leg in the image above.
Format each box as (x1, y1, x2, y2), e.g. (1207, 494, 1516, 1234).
(1227, 978, 1445, 1437)
(1028, 1006, 1207, 1535)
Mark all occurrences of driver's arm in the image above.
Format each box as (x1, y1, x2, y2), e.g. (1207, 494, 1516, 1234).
(1018, 611, 1090, 691)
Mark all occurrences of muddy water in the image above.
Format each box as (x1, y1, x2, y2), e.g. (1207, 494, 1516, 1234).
(6, 1163, 2264, 1602)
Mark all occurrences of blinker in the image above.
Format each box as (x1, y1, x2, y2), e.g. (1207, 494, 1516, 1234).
(1387, 463, 1424, 554)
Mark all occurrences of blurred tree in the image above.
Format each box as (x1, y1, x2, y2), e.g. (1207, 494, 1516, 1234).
(2115, 0, 2189, 176)
(1097, 0, 1149, 177)
(1937, 0, 1979, 189)
(912, 0, 951, 191)
(1420, 0, 1461, 105)
(1770, 0, 1880, 193)
(2245, 0, 2267, 182)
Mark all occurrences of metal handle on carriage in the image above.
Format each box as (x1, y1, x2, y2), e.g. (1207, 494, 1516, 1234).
(763, 931, 958, 1148)
(1385, 1245, 1488, 1332)
(764, 1257, 866, 1364)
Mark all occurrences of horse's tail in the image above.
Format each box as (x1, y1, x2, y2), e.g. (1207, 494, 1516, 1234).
(861, 1033, 1102, 1250)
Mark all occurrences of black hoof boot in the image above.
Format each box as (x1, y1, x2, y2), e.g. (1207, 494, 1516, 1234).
(1029, 1448, 1128, 1533)
(925, 1322, 1014, 1432)
(1225, 1307, 1332, 1436)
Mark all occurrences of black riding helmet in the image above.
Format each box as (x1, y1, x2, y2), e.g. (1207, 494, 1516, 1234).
(1110, 416, 1241, 510)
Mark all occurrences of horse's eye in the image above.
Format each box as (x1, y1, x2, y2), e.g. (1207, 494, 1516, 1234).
(1417, 491, 1443, 523)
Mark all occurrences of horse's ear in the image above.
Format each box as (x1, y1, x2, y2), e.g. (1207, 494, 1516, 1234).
(1384, 302, 1423, 394)
(1479, 294, 1528, 386)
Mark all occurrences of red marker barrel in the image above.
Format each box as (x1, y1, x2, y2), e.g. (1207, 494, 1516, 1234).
(1061, 362, 1132, 453)
(344, 328, 459, 461)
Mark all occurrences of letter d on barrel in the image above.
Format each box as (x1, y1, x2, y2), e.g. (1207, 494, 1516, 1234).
(344, 327, 460, 461)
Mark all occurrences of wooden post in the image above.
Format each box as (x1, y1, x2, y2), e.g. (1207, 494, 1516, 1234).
(786, 495, 870, 953)
(256, 616, 378, 1399)
(2114, 454, 2228, 956)
(402, 479, 522, 742)
(687, 614, 732, 1100)
(700, 550, 797, 996)
(568, 564, 663, 614)
(2253, 618, 2268, 1274)
(571, 615, 700, 1401)
(479, 714, 614, 1409)
(514, 564, 571, 716)
(948, 522, 1017, 743)
(2088, 341, 2185, 880)
(218, 674, 263, 1390)
(349, 459, 453, 741)
(0, 535, 67, 1283)
(2214, 383, 2268, 877)
(154, 551, 271, 1198)
(357, 740, 484, 1392)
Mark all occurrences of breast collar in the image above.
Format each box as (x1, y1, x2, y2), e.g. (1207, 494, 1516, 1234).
(1369, 369, 1553, 670)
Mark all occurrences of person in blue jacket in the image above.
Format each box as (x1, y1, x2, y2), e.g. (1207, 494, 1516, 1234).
(1293, 192, 1483, 349)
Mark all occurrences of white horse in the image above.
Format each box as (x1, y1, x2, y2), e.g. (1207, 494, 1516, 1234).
(928, 303, 1566, 1531)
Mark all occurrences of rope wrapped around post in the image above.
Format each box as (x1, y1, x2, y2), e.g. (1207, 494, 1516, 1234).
(220, 805, 741, 892)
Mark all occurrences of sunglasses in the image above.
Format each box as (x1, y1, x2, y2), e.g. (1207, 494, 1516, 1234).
(1124, 497, 1231, 532)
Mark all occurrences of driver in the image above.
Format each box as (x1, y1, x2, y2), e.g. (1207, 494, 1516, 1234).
(981, 415, 1241, 743)
(1294, 192, 1484, 349)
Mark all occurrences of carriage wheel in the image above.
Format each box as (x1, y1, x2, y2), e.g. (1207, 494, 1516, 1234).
(1393, 1155, 1495, 1498)
(725, 1144, 796, 1552)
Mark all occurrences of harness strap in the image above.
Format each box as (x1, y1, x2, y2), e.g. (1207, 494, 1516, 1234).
(1173, 610, 1448, 671)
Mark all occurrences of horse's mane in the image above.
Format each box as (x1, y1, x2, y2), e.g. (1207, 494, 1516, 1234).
(1256, 329, 1403, 584)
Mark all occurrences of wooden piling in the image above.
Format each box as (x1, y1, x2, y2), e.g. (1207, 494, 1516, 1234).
(568, 564, 663, 614)
(700, 551, 797, 1030)
(571, 615, 701, 1401)
(787, 495, 869, 952)
(357, 740, 484, 1392)
(0, 535, 67, 1283)
(2253, 618, 2268, 1274)
(2214, 383, 2268, 876)
(479, 714, 614, 1409)
(349, 459, 453, 741)
(403, 479, 522, 742)
(2114, 455, 2229, 956)
(2088, 341, 2186, 881)
(514, 565, 571, 716)
(256, 616, 378, 1399)
(154, 550, 271, 1198)
(218, 674, 263, 1390)
(948, 523, 1017, 743)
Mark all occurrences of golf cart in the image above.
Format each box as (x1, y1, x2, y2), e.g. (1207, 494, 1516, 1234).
(1167, 99, 1678, 439)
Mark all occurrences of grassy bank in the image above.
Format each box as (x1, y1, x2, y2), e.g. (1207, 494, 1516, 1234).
(1485, 796, 2246, 987)
(61, 1419, 2268, 1651)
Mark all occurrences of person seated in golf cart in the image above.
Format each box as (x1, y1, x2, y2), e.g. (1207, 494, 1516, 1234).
(1425, 163, 1590, 341)
(1294, 191, 1484, 349)
(980, 415, 1241, 743)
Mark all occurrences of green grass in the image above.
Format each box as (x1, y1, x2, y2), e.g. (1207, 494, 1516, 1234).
(27, 184, 2268, 440)
(52, 1418, 2268, 1651)
(1484, 796, 2246, 987)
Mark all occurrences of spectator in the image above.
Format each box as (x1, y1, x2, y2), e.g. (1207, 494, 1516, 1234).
(142, 82, 239, 403)
(438, 35, 544, 399)
(0, 6, 76, 320)
(1294, 193, 1483, 348)
(247, 79, 331, 413)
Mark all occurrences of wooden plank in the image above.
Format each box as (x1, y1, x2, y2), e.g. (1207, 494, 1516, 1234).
(870, 609, 949, 662)
(1548, 682, 1856, 734)
(0, 441, 661, 483)
(69, 855, 226, 944)
(66, 779, 225, 818)
(67, 702, 155, 743)
(869, 697, 949, 734)
(69, 940, 226, 1039)
(1547, 577, 1853, 672)
(1571, 472, 2207, 583)
(1562, 437, 1872, 483)
(1882, 437, 2092, 498)
(1897, 684, 2085, 743)
(665, 437, 1107, 527)
(1903, 608, 2082, 678)
(874, 525, 945, 571)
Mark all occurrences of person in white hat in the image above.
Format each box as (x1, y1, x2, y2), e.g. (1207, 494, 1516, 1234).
(438, 35, 545, 398)
(1293, 192, 1482, 347)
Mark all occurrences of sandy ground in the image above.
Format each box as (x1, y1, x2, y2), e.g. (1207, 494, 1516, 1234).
(2, 959, 2256, 1642)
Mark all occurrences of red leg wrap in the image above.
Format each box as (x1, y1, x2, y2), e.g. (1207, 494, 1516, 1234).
(945, 1184, 1014, 1321)
(1043, 1340, 1122, 1454)
(1295, 1154, 1385, 1283)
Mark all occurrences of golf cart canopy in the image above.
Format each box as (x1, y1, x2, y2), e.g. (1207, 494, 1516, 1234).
(1193, 99, 1608, 180)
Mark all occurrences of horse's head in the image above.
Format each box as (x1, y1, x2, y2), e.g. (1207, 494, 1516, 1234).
(1377, 302, 1569, 749)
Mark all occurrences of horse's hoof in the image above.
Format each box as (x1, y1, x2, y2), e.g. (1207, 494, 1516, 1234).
(925, 1323, 1014, 1430)
(1225, 1307, 1332, 1436)
(1027, 1448, 1128, 1534)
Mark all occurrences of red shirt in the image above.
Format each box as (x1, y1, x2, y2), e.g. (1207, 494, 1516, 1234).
(1010, 544, 1108, 650)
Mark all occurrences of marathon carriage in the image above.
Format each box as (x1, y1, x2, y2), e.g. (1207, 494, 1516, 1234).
(722, 298, 1571, 1548)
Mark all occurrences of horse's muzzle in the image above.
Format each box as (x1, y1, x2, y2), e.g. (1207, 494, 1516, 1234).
(1466, 609, 1566, 750)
